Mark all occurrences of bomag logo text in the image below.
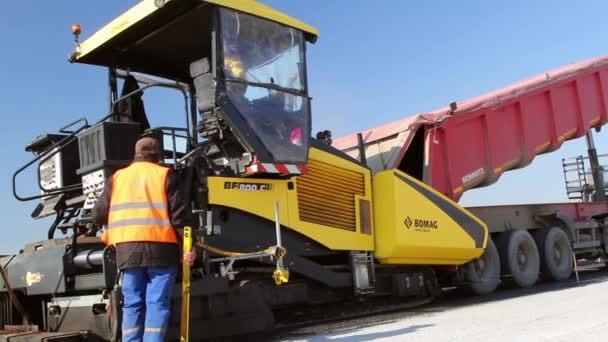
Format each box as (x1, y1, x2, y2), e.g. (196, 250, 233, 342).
(404, 216, 439, 232)
(414, 219, 439, 229)
(224, 182, 273, 192)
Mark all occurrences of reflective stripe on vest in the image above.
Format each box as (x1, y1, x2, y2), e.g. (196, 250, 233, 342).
(102, 162, 178, 245)
(110, 202, 168, 211)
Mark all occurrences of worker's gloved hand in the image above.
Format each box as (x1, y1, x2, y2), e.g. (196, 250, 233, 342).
(183, 250, 196, 266)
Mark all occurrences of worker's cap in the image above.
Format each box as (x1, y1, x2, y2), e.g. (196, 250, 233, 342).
(134, 137, 162, 159)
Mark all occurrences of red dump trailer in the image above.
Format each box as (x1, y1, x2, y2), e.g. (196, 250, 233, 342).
(334, 56, 608, 294)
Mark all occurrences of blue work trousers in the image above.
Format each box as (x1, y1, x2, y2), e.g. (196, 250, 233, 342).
(121, 266, 177, 342)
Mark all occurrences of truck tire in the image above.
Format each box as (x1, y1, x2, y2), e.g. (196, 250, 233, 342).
(465, 237, 500, 295)
(535, 227, 573, 281)
(497, 229, 539, 288)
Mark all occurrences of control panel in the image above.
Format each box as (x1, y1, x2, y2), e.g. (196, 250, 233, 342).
(82, 169, 107, 209)
(39, 149, 64, 193)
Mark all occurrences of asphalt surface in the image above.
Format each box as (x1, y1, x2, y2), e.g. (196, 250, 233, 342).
(274, 269, 608, 342)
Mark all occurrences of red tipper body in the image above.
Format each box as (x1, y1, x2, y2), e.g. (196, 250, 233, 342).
(333, 56, 608, 202)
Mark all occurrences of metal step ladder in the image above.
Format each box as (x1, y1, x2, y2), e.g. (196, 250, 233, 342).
(562, 155, 590, 202)
(562, 153, 608, 203)
(350, 251, 376, 295)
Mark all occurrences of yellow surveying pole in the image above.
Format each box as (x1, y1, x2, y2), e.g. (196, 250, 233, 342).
(180, 226, 192, 342)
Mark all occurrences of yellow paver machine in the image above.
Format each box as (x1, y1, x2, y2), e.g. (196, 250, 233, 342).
(2, 1, 488, 340)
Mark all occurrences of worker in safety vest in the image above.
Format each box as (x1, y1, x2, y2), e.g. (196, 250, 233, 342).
(93, 136, 196, 342)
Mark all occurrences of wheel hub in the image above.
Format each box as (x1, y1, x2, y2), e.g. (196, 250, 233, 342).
(476, 258, 486, 273)
(518, 248, 527, 266)
(553, 243, 562, 262)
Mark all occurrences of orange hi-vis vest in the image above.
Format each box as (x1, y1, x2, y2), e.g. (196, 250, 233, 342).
(101, 162, 178, 245)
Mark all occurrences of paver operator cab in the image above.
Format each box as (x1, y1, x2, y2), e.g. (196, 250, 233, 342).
(72, 0, 315, 175)
(3, 1, 488, 340)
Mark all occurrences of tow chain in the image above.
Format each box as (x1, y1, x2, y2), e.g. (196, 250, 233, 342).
(195, 239, 289, 285)
(194, 201, 289, 285)
(196, 240, 287, 260)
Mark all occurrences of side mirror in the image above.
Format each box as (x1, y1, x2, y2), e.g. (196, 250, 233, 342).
(190, 58, 215, 114)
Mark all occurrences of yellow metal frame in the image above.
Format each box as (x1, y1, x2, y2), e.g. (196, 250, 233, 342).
(76, 0, 165, 59)
(207, 147, 487, 265)
(373, 170, 487, 265)
(288, 147, 374, 251)
(207, 148, 374, 252)
(206, 0, 319, 36)
(74, 0, 319, 62)
(180, 226, 192, 342)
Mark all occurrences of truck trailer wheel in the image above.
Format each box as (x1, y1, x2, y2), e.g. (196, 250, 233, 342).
(535, 227, 573, 281)
(497, 229, 539, 288)
(465, 237, 500, 295)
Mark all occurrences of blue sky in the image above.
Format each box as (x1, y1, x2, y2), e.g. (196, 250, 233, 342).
(2, 0, 608, 253)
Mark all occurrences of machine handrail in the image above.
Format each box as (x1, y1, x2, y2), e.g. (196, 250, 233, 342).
(12, 113, 116, 202)
(59, 117, 89, 134)
(14, 77, 193, 202)
(13, 118, 89, 201)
